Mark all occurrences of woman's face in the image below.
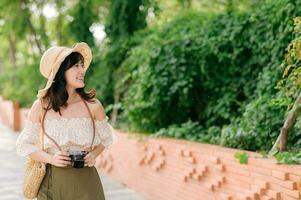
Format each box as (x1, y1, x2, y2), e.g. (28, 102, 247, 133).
(65, 60, 85, 89)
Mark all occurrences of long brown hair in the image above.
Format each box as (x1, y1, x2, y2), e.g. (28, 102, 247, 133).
(41, 52, 96, 115)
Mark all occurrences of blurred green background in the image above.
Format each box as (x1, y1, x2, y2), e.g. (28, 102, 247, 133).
(1, 0, 301, 156)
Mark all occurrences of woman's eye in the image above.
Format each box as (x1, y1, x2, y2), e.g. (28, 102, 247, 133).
(73, 62, 84, 69)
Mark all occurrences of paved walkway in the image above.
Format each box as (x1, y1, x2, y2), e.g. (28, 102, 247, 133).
(0, 124, 147, 200)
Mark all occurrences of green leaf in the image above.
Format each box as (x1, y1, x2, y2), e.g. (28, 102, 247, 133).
(234, 152, 249, 164)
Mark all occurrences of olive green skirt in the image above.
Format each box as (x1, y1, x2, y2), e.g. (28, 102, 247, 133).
(37, 163, 105, 200)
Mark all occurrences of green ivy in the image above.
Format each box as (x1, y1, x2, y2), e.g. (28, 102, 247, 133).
(234, 152, 249, 164)
(119, 0, 301, 153)
(274, 151, 301, 164)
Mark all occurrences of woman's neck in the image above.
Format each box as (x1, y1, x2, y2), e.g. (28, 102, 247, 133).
(66, 88, 80, 104)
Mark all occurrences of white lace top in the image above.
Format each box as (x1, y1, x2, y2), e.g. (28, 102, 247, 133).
(15, 116, 118, 156)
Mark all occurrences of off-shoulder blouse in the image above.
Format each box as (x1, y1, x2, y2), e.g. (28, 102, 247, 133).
(16, 115, 118, 156)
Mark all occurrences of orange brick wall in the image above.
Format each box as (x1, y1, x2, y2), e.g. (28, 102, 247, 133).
(0, 96, 20, 131)
(96, 130, 301, 200)
(0, 96, 29, 131)
(20, 108, 30, 130)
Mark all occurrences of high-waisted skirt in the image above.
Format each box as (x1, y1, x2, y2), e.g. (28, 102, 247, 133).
(37, 163, 105, 200)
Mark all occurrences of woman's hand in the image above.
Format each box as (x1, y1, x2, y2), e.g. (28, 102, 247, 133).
(50, 151, 71, 167)
(83, 145, 105, 167)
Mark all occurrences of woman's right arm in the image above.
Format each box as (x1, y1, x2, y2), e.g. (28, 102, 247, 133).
(16, 100, 71, 167)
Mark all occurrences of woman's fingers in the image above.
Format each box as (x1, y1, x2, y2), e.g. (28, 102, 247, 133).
(88, 161, 95, 167)
(57, 155, 71, 161)
(53, 160, 69, 167)
(84, 153, 96, 163)
(54, 155, 71, 164)
(50, 151, 71, 167)
(84, 159, 95, 167)
(53, 153, 71, 167)
(58, 151, 69, 156)
(85, 158, 94, 164)
(83, 146, 92, 152)
(55, 159, 70, 166)
(84, 153, 92, 160)
(84, 152, 96, 167)
(84, 157, 92, 164)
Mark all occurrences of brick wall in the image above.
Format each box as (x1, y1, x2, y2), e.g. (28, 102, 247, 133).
(20, 108, 30, 130)
(96, 131, 301, 200)
(0, 96, 20, 131)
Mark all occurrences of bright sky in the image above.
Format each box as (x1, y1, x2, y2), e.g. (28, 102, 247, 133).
(42, 3, 106, 43)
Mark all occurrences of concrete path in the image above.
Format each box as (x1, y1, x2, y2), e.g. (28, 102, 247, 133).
(0, 124, 147, 200)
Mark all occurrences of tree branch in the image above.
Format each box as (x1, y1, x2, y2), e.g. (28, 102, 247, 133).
(269, 92, 301, 154)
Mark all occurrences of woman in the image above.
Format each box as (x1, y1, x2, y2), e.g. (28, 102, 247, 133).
(16, 42, 117, 200)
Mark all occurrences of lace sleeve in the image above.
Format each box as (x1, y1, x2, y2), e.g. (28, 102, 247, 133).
(95, 116, 118, 149)
(15, 120, 41, 157)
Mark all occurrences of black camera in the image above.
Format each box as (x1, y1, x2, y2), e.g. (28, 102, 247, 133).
(68, 150, 88, 169)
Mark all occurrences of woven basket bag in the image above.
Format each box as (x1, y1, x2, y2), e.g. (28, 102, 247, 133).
(23, 157, 46, 199)
(22, 107, 48, 199)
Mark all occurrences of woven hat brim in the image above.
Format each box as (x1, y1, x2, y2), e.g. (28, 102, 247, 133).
(37, 42, 92, 99)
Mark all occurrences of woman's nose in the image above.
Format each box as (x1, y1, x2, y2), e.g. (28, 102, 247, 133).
(79, 67, 85, 74)
(79, 71, 85, 76)
(78, 70, 85, 78)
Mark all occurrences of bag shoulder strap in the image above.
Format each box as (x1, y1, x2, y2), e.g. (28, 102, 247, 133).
(39, 109, 45, 151)
(41, 106, 62, 151)
(79, 96, 96, 149)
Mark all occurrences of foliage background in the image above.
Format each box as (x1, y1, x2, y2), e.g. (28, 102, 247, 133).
(1, 0, 301, 152)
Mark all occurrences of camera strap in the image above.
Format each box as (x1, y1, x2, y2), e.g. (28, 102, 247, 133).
(40, 95, 96, 152)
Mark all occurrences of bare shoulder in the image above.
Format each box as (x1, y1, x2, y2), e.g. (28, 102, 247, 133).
(86, 98, 106, 121)
(28, 99, 43, 123)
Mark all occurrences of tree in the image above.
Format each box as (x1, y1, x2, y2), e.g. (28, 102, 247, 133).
(105, 0, 150, 43)
(69, 0, 97, 48)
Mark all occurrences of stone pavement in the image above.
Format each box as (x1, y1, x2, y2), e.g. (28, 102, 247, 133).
(0, 124, 147, 200)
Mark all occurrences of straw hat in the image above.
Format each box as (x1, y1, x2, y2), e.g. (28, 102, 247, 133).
(37, 42, 92, 99)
